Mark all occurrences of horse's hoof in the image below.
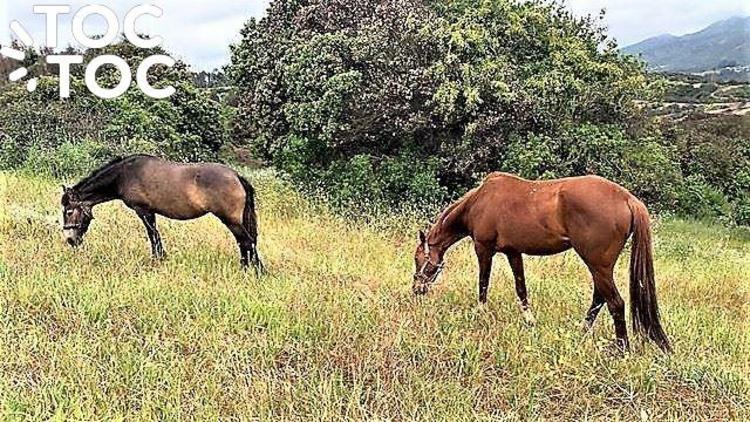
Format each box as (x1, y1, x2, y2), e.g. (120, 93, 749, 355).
(522, 309, 537, 326)
(580, 319, 594, 333)
(603, 339, 630, 357)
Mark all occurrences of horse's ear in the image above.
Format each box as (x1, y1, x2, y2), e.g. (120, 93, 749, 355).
(61, 186, 77, 206)
(418, 230, 426, 245)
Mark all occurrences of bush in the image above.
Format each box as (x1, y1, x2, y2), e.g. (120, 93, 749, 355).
(732, 194, 750, 227)
(498, 124, 682, 211)
(275, 135, 445, 213)
(0, 40, 229, 178)
(0, 132, 25, 170)
(103, 82, 227, 162)
(666, 115, 750, 199)
(0, 77, 108, 158)
(21, 140, 111, 179)
(676, 175, 733, 221)
(229, 0, 653, 212)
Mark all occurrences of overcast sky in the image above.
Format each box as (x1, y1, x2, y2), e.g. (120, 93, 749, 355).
(1, 1, 748, 71)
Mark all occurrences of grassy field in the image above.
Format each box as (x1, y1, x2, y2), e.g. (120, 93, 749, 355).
(0, 170, 748, 420)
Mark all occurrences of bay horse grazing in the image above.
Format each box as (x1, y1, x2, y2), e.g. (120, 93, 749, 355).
(61, 154, 264, 273)
(413, 172, 670, 352)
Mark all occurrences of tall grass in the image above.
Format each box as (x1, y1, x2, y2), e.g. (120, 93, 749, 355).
(0, 170, 748, 420)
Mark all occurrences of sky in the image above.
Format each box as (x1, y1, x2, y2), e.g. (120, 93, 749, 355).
(1, 1, 748, 71)
(566, 0, 748, 47)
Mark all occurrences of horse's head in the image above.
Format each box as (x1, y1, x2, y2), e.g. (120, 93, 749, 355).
(61, 186, 93, 247)
(413, 229, 444, 295)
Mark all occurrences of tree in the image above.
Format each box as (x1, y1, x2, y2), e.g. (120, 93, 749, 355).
(228, 0, 657, 208)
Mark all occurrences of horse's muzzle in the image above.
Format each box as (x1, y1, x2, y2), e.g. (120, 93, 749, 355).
(63, 229, 83, 247)
(66, 237, 82, 247)
(412, 277, 430, 295)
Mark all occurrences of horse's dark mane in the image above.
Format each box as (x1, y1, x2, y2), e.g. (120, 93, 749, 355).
(73, 154, 154, 198)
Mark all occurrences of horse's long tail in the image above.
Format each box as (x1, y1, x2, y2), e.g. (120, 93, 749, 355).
(238, 174, 264, 272)
(627, 197, 671, 352)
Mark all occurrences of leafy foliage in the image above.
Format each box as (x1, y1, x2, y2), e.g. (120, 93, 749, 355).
(0, 39, 227, 176)
(664, 114, 750, 223)
(229, 0, 655, 208)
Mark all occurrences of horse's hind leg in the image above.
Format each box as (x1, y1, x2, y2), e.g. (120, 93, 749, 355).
(582, 286, 606, 332)
(507, 252, 535, 326)
(226, 222, 263, 273)
(136, 209, 165, 259)
(227, 224, 251, 267)
(572, 226, 629, 350)
(589, 266, 629, 350)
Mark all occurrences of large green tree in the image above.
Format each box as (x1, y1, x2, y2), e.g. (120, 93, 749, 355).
(229, 0, 664, 208)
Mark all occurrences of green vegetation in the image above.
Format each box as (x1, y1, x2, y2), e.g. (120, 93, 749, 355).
(228, 0, 653, 208)
(227, 0, 749, 225)
(1, 171, 747, 419)
(1, 1, 747, 225)
(0, 38, 227, 177)
(659, 74, 750, 103)
(1, 1, 748, 420)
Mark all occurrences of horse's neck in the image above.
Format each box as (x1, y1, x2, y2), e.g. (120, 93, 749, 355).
(430, 226, 466, 257)
(430, 203, 470, 255)
(76, 167, 122, 205)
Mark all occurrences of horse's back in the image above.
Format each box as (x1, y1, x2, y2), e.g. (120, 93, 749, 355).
(468, 174, 635, 256)
(555, 176, 634, 224)
(121, 156, 247, 223)
(469, 174, 569, 254)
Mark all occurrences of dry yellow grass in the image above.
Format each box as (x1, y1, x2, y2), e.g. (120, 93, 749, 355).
(0, 170, 748, 420)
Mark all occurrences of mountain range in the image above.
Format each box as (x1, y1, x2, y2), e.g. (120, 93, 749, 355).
(622, 16, 750, 75)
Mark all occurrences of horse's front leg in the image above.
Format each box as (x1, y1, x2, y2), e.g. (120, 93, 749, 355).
(474, 242, 494, 304)
(507, 252, 535, 326)
(136, 209, 166, 259)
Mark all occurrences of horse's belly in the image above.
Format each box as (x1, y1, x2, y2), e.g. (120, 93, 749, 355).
(158, 208, 209, 221)
(498, 232, 571, 256)
(519, 241, 572, 256)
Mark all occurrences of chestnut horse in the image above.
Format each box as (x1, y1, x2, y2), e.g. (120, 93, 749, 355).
(413, 172, 670, 352)
(61, 155, 264, 273)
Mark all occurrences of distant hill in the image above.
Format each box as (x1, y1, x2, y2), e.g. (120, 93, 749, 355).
(622, 16, 750, 79)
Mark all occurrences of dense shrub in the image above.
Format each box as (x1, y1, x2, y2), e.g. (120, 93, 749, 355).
(226, 0, 747, 225)
(666, 115, 750, 199)
(499, 124, 682, 209)
(228, 0, 659, 208)
(733, 194, 750, 226)
(676, 175, 733, 221)
(21, 140, 111, 180)
(663, 114, 750, 224)
(0, 40, 228, 178)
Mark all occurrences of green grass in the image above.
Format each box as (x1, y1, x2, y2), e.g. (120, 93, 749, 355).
(0, 170, 748, 420)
